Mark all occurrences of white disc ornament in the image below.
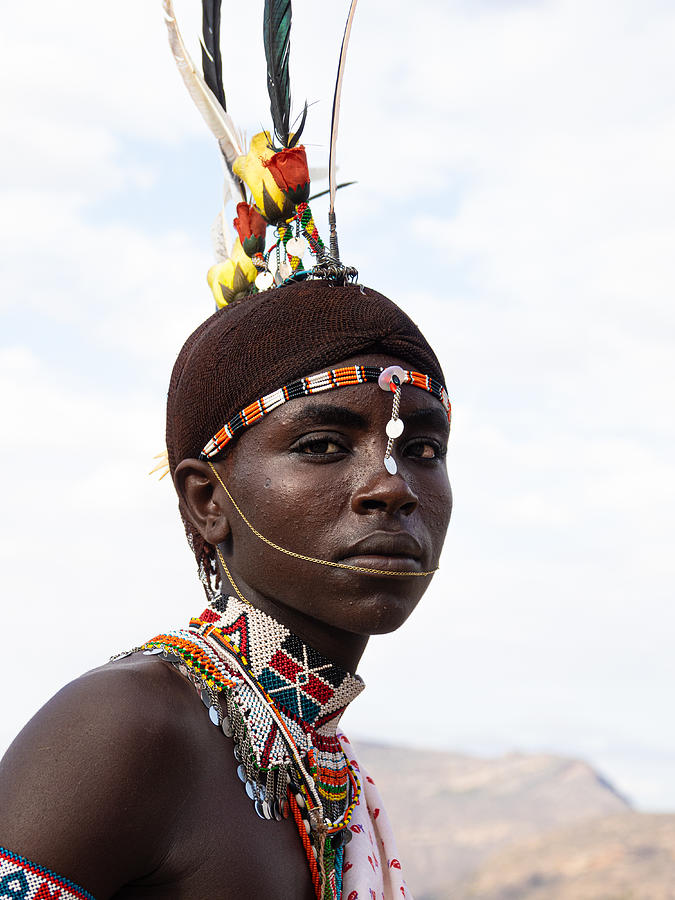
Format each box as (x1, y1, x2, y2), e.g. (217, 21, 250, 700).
(378, 365, 406, 392)
(384, 456, 398, 475)
(286, 236, 307, 258)
(277, 259, 292, 281)
(255, 271, 274, 291)
(385, 418, 404, 438)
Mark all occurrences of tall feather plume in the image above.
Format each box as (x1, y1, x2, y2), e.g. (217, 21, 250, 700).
(263, 0, 294, 149)
(327, 0, 359, 261)
(201, 0, 226, 109)
(329, 0, 359, 217)
(163, 0, 245, 201)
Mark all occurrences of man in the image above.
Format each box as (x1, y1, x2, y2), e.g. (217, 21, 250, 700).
(0, 280, 452, 898)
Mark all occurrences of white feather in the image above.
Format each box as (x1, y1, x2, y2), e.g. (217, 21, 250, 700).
(163, 0, 244, 166)
(211, 209, 232, 262)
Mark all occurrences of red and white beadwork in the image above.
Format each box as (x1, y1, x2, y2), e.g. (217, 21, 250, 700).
(200, 364, 451, 459)
(0, 847, 95, 899)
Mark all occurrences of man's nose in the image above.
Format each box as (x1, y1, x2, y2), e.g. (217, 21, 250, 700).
(350, 465, 419, 517)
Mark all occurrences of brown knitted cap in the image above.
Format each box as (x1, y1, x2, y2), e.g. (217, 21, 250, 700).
(166, 280, 445, 473)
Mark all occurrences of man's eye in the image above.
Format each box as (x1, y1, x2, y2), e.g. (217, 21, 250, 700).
(405, 440, 445, 460)
(295, 438, 344, 455)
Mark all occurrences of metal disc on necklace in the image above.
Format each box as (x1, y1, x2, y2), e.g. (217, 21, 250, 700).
(254, 800, 266, 819)
(245, 780, 256, 801)
(384, 455, 398, 475)
(286, 236, 307, 258)
(221, 716, 233, 738)
(208, 705, 220, 726)
(273, 800, 283, 821)
(386, 417, 404, 438)
(255, 271, 274, 292)
(330, 828, 352, 850)
(200, 689, 211, 709)
(233, 744, 241, 761)
(143, 647, 163, 655)
(236, 764, 247, 783)
(261, 800, 273, 820)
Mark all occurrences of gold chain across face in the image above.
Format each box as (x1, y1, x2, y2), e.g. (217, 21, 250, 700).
(208, 462, 439, 579)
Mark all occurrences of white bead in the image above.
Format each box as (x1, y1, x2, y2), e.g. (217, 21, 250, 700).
(287, 236, 307, 257)
(385, 418, 404, 438)
(277, 260, 292, 281)
(384, 456, 398, 475)
(255, 271, 274, 291)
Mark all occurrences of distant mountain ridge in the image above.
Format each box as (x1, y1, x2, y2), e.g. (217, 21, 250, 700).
(354, 741, 673, 899)
(453, 812, 675, 900)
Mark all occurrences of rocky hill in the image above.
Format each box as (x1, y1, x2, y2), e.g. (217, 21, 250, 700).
(454, 813, 675, 900)
(354, 741, 658, 899)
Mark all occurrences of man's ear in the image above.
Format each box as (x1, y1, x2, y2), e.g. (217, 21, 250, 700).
(174, 459, 231, 545)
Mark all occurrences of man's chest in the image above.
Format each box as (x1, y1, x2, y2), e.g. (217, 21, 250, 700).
(117, 734, 317, 900)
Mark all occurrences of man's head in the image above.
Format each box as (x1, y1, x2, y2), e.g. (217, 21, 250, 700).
(167, 282, 452, 653)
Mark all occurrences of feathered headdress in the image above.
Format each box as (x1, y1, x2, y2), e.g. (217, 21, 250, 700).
(162, 0, 359, 308)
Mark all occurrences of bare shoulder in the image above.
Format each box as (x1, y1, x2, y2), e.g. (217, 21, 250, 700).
(0, 654, 202, 898)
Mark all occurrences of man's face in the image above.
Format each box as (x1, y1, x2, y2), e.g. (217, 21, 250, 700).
(214, 353, 452, 641)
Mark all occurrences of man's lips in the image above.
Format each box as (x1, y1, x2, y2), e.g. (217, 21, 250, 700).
(339, 531, 424, 571)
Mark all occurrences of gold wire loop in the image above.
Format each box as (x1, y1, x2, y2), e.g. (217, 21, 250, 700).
(216, 547, 252, 606)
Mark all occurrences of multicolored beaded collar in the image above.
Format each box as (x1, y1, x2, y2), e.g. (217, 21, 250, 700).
(200, 363, 451, 475)
(119, 595, 366, 898)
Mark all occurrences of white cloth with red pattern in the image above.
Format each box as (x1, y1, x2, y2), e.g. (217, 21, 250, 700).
(339, 734, 411, 900)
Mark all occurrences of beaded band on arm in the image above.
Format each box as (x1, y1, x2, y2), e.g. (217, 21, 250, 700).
(0, 847, 96, 900)
(199, 364, 452, 467)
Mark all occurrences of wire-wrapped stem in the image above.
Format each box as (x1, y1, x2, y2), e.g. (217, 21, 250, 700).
(328, 210, 340, 263)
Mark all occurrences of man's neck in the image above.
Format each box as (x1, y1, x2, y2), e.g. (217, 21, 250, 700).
(216, 578, 369, 672)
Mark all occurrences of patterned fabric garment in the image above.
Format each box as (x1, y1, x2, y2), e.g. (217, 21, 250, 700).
(135, 596, 412, 899)
(337, 736, 411, 900)
(0, 847, 95, 899)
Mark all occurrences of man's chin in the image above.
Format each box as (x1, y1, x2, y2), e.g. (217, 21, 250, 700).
(336, 592, 424, 637)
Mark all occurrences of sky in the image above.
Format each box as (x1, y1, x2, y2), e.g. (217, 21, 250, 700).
(1, 0, 674, 811)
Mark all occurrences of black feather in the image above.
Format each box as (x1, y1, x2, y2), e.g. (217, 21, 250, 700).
(288, 102, 307, 148)
(202, 0, 226, 110)
(263, 0, 293, 148)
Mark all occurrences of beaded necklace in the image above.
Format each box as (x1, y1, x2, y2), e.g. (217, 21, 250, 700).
(126, 596, 364, 899)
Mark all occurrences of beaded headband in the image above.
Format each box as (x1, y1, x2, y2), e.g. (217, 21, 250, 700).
(163, 0, 359, 306)
(201, 363, 452, 475)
